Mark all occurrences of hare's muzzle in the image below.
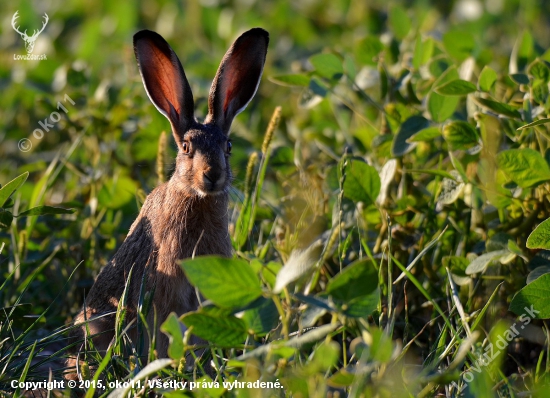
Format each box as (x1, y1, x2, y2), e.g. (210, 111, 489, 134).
(202, 168, 225, 193)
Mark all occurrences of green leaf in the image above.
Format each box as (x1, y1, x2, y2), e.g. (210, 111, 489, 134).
(443, 121, 480, 150)
(243, 298, 279, 336)
(326, 259, 378, 301)
(474, 98, 522, 119)
(325, 259, 379, 318)
(160, 313, 184, 360)
(517, 118, 550, 131)
(428, 91, 459, 123)
(527, 218, 550, 250)
(269, 74, 310, 87)
(0, 172, 29, 208)
(340, 290, 380, 318)
(388, 6, 411, 40)
(181, 311, 247, 346)
(355, 36, 384, 66)
(0, 209, 13, 230)
(510, 73, 530, 85)
(17, 206, 75, 217)
(413, 36, 434, 69)
(392, 115, 430, 156)
(435, 79, 477, 96)
(407, 126, 441, 142)
(528, 59, 550, 83)
(443, 30, 475, 61)
(478, 66, 497, 92)
(343, 159, 381, 205)
(309, 53, 343, 80)
(180, 256, 262, 308)
(509, 273, 550, 319)
(497, 148, 550, 188)
(465, 250, 509, 275)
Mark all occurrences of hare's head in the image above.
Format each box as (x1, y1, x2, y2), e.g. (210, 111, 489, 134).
(133, 28, 269, 197)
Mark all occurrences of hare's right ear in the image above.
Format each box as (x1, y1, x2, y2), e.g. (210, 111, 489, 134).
(133, 30, 195, 147)
(205, 28, 269, 135)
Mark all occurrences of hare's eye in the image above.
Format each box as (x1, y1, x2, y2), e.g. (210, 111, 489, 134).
(182, 142, 190, 154)
(227, 140, 232, 154)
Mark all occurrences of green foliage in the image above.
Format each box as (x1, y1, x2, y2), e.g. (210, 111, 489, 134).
(3, 0, 550, 397)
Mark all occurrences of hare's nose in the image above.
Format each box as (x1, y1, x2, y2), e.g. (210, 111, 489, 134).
(203, 169, 223, 189)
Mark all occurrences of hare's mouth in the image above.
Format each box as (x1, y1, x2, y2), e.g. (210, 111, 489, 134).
(193, 186, 227, 198)
(193, 177, 227, 198)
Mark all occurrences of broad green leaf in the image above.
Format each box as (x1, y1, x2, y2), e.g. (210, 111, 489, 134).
(465, 250, 509, 275)
(243, 298, 279, 336)
(443, 31, 475, 61)
(474, 98, 522, 119)
(527, 218, 550, 249)
(389, 6, 411, 40)
(269, 74, 310, 87)
(309, 54, 343, 80)
(528, 59, 550, 82)
(355, 36, 384, 66)
(413, 36, 434, 69)
(510, 73, 530, 85)
(478, 66, 497, 92)
(17, 206, 75, 217)
(428, 67, 460, 123)
(180, 256, 262, 308)
(407, 126, 441, 142)
(509, 273, 550, 319)
(392, 115, 430, 156)
(435, 79, 477, 96)
(443, 121, 480, 150)
(340, 289, 380, 318)
(181, 311, 247, 346)
(326, 259, 378, 301)
(517, 118, 550, 130)
(325, 259, 379, 318)
(0, 172, 29, 208)
(342, 159, 381, 205)
(497, 148, 550, 188)
(160, 313, 184, 360)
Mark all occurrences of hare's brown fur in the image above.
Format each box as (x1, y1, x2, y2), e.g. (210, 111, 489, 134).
(66, 27, 268, 379)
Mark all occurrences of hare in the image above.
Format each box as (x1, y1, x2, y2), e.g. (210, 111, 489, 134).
(67, 28, 269, 378)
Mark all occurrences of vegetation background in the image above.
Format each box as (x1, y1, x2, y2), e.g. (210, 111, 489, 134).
(2, 0, 550, 396)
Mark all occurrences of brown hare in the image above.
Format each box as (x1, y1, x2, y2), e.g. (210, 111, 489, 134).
(67, 27, 269, 379)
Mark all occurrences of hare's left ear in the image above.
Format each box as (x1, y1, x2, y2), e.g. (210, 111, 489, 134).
(205, 28, 269, 135)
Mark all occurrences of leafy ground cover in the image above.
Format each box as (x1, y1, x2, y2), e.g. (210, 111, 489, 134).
(2, 0, 550, 396)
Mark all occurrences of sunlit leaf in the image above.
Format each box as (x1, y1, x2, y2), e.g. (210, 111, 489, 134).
(497, 148, 550, 188)
(180, 256, 262, 308)
(509, 274, 550, 319)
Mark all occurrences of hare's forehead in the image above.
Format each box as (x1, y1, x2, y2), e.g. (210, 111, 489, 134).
(184, 126, 227, 145)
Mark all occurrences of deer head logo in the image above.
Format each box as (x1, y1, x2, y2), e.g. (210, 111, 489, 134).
(12, 11, 49, 54)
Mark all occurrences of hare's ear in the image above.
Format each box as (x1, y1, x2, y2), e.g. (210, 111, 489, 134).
(206, 28, 269, 135)
(133, 30, 195, 145)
